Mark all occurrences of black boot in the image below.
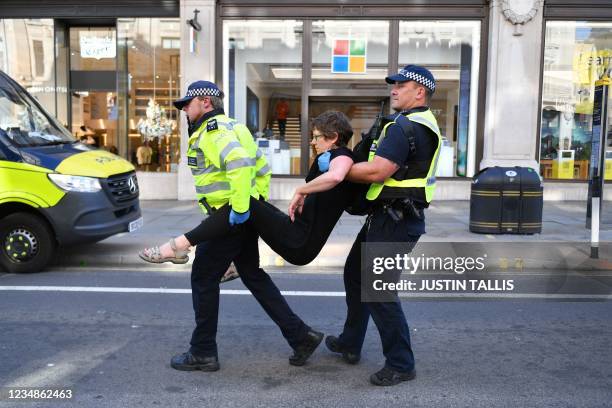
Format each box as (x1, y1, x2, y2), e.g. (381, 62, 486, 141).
(170, 351, 220, 372)
(369, 366, 416, 386)
(289, 330, 324, 366)
(325, 335, 361, 364)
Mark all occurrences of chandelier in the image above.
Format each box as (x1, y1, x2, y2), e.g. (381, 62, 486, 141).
(137, 98, 174, 141)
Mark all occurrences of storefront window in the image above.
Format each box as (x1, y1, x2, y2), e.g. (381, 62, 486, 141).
(540, 21, 612, 181)
(311, 20, 389, 89)
(223, 20, 303, 175)
(0, 17, 180, 172)
(310, 20, 390, 156)
(399, 21, 481, 177)
(0, 19, 57, 117)
(118, 18, 181, 172)
(70, 27, 117, 71)
(69, 27, 119, 153)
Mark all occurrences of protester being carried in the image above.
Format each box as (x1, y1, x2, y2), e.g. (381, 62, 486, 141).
(139, 111, 366, 266)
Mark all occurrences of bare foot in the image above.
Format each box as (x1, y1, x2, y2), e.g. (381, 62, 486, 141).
(157, 242, 175, 258)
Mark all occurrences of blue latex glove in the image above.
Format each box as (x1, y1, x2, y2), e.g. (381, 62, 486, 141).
(317, 151, 331, 172)
(229, 209, 250, 226)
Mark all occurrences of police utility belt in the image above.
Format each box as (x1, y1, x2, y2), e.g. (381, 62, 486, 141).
(376, 198, 424, 222)
(199, 197, 216, 214)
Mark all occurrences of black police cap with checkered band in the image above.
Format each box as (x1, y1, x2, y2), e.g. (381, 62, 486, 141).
(385, 64, 436, 92)
(173, 80, 225, 109)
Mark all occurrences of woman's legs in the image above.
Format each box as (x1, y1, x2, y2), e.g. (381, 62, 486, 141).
(147, 198, 298, 259)
(144, 192, 344, 266)
(147, 206, 232, 259)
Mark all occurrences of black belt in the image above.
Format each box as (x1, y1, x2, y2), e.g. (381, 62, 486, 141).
(375, 198, 424, 222)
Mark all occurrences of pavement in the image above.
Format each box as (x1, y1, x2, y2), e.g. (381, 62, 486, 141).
(56, 200, 612, 271)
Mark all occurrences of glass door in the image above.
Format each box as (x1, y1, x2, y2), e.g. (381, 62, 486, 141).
(223, 20, 304, 175)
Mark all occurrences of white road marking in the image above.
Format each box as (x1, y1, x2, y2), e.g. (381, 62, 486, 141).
(0, 286, 610, 300)
(3, 342, 128, 389)
(0, 286, 342, 296)
(11, 267, 612, 277)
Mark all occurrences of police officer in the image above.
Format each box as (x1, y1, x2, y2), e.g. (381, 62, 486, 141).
(325, 65, 442, 386)
(171, 80, 323, 371)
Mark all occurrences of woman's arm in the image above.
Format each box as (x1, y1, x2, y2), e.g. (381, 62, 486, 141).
(288, 155, 353, 221)
(299, 155, 354, 194)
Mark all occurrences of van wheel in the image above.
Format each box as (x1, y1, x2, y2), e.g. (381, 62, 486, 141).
(0, 213, 56, 273)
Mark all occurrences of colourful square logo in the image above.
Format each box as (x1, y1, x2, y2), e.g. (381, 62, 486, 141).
(332, 38, 367, 73)
(350, 40, 366, 56)
(334, 40, 349, 56)
(349, 56, 365, 73)
(332, 56, 349, 72)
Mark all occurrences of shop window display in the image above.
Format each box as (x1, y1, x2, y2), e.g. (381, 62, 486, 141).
(223, 20, 303, 175)
(540, 21, 612, 181)
(118, 18, 180, 173)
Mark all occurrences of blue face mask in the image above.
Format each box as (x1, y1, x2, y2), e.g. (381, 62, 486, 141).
(317, 151, 331, 172)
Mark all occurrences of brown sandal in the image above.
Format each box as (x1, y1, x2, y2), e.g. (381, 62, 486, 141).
(138, 238, 189, 264)
(220, 262, 240, 283)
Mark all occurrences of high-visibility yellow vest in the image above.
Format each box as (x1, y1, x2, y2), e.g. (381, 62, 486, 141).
(366, 109, 442, 203)
(212, 116, 272, 200)
(187, 113, 269, 214)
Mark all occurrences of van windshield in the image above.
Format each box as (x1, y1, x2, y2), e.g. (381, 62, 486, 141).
(0, 73, 75, 147)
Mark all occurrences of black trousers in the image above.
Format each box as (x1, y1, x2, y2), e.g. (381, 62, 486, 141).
(189, 225, 310, 357)
(337, 208, 419, 373)
(185, 197, 340, 266)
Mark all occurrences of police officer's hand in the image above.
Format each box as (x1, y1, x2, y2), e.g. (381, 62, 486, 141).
(229, 209, 250, 225)
(288, 192, 306, 222)
(317, 151, 331, 172)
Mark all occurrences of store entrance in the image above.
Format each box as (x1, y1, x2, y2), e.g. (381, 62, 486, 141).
(67, 25, 119, 152)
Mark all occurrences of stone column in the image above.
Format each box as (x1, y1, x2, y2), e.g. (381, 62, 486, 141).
(177, 0, 216, 200)
(480, 0, 544, 171)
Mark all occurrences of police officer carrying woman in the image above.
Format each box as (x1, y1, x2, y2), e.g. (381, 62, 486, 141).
(325, 65, 442, 386)
(166, 80, 323, 372)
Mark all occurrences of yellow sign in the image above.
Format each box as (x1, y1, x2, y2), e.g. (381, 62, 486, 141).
(552, 150, 575, 179)
(572, 47, 612, 114)
(552, 160, 574, 179)
(573, 44, 598, 85)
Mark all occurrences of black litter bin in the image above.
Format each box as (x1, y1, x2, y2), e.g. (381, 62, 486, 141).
(470, 166, 543, 234)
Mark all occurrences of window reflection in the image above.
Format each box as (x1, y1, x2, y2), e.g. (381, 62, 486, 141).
(224, 20, 303, 175)
(70, 27, 117, 71)
(311, 20, 389, 88)
(399, 20, 481, 178)
(118, 18, 180, 173)
(0, 19, 57, 118)
(308, 21, 390, 166)
(540, 21, 612, 181)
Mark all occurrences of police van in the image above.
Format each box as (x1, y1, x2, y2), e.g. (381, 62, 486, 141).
(0, 71, 142, 273)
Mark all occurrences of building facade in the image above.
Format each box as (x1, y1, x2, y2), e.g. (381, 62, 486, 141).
(1, 0, 611, 200)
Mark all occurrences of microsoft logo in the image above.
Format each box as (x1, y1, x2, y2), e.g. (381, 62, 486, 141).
(332, 38, 367, 74)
